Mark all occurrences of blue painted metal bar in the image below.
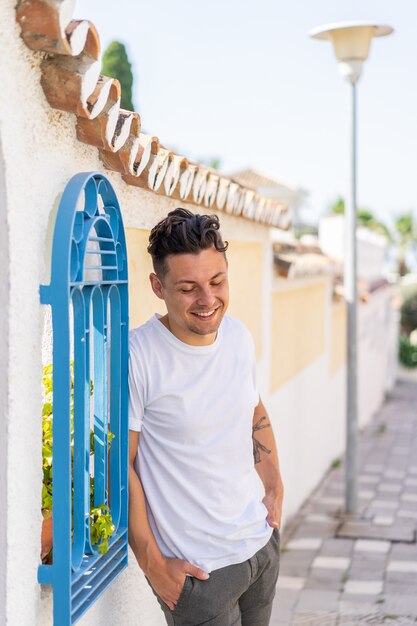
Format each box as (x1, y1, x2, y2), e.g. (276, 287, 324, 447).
(71, 288, 89, 571)
(39, 172, 129, 625)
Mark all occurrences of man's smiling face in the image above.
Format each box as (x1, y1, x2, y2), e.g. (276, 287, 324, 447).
(150, 246, 229, 346)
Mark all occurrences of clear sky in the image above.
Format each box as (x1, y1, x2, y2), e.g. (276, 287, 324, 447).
(75, 0, 416, 228)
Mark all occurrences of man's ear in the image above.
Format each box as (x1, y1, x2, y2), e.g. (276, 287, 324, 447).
(149, 272, 164, 300)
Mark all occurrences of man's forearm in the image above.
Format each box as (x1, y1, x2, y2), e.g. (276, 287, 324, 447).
(252, 399, 284, 526)
(254, 424, 283, 497)
(128, 464, 164, 575)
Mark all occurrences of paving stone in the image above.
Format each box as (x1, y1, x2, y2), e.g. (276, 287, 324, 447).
(373, 515, 395, 526)
(385, 571, 417, 586)
(312, 556, 350, 570)
(269, 606, 293, 626)
(304, 513, 329, 523)
(384, 580, 417, 595)
(396, 508, 417, 519)
(338, 599, 381, 615)
(384, 470, 406, 479)
(364, 464, 384, 473)
(392, 446, 410, 455)
(318, 538, 354, 557)
(387, 560, 417, 573)
(355, 540, 391, 554)
(286, 538, 322, 550)
(273, 587, 301, 610)
(359, 490, 376, 499)
(291, 610, 338, 625)
(404, 477, 417, 487)
(370, 500, 399, 509)
(389, 543, 417, 560)
(359, 475, 380, 484)
(377, 483, 402, 493)
(401, 493, 417, 502)
(382, 593, 417, 616)
(295, 589, 340, 612)
(304, 574, 343, 592)
(337, 519, 414, 542)
(276, 576, 306, 590)
(409, 466, 417, 475)
(344, 580, 383, 595)
(279, 556, 315, 577)
(348, 567, 384, 581)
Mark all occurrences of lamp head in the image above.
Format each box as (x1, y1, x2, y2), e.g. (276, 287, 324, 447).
(309, 21, 394, 84)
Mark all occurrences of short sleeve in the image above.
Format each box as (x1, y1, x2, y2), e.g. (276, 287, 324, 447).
(128, 345, 145, 432)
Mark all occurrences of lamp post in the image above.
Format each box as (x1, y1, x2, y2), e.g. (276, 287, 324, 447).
(309, 21, 393, 515)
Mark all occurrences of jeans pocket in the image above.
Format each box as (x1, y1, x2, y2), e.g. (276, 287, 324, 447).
(175, 575, 191, 610)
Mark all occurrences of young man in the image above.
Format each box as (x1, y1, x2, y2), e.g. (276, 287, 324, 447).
(128, 208, 284, 626)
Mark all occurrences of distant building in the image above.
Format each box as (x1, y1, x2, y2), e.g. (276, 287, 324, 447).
(230, 168, 307, 231)
(319, 214, 388, 281)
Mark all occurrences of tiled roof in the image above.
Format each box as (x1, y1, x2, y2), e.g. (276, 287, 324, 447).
(231, 169, 292, 191)
(273, 240, 342, 279)
(15, 1, 290, 228)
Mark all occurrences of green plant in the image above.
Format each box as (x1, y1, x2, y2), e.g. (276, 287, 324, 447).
(331, 457, 342, 470)
(401, 291, 417, 334)
(377, 423, 386, 435)
(42, 363, 115, 560)
(399, 334, 417, 368)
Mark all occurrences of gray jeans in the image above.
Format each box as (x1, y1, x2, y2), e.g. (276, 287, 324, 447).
(152, 529, 280, 626)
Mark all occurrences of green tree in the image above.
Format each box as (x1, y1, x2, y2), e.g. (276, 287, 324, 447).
(393, 211, 417, 275)
(102, 41, 135, 111)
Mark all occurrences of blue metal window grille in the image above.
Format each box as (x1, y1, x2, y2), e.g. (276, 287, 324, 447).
(39, 172, 129, 625)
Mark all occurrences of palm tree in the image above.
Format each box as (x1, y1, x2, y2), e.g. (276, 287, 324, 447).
(393, 211, 417, 276)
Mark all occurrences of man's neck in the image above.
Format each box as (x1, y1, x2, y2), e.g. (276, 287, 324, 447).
(158, 314, 217, 347)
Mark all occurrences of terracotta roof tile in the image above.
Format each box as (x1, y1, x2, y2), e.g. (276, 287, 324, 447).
(16, 0, 289, 228)
(273, 241, 342, 279)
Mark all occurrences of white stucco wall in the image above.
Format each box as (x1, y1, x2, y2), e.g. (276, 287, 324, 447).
(0, 125, 10, 626)
(319, 215, 387, 280)
(357, 286, 398, 429)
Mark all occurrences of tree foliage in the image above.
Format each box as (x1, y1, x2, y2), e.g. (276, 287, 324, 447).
(102, 41, 135, 111)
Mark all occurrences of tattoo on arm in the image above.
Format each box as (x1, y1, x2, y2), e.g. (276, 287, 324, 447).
(252, 415, 271, 464)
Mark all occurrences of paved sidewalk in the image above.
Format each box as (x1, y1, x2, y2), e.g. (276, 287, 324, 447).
(271, 371, 417, 626)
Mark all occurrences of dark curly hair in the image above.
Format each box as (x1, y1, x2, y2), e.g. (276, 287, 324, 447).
(148, 208, 228, 279)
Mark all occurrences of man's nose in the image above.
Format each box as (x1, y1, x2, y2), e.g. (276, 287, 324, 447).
(196, 286, 216, 307)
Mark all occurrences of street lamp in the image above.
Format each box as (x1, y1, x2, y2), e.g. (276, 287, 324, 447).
(309, 21, 393, 515)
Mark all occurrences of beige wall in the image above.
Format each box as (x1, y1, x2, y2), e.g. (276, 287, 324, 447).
(227, 240, 264, 359)
(270, 281, 327, 392)
(126, 228, 166, 329)
(330, 302, 347, 375)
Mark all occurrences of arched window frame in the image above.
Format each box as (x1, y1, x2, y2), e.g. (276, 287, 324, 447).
(39, 172, 129, 625)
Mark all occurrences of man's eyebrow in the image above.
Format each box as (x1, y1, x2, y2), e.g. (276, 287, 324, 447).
(174, 272, 226, 285)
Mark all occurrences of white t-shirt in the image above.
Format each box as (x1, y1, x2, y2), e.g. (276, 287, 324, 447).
(128, 314, 272, 573)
